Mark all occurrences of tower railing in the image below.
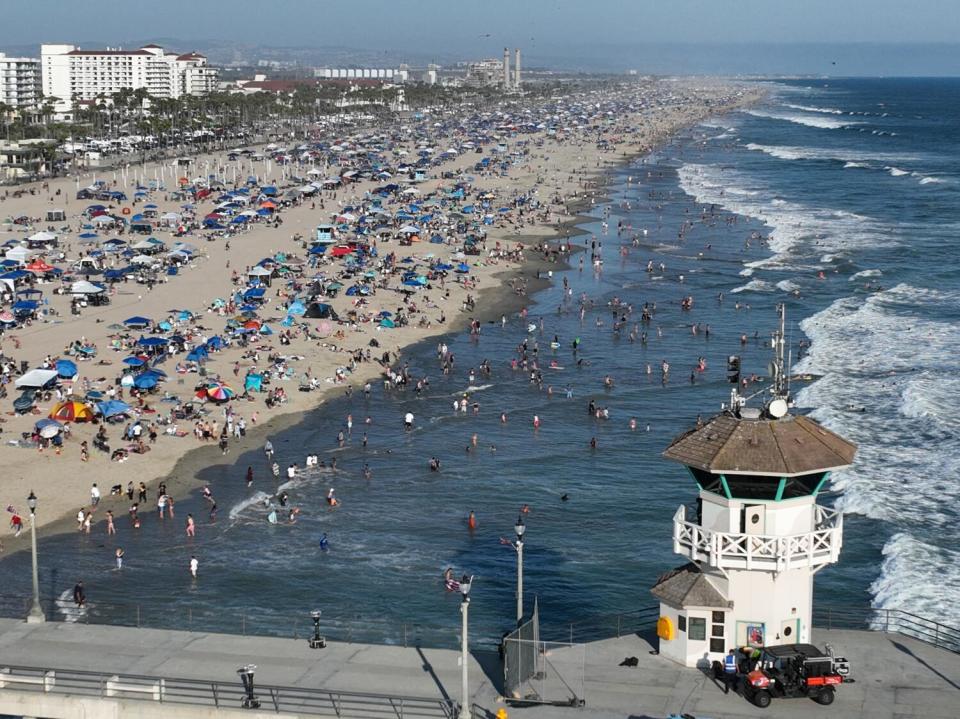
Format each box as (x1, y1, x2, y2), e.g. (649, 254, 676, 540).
(673, 505, 842, 572)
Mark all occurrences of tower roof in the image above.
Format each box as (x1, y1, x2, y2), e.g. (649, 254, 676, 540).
(663, 412, 856, 477)
(651, 563, 730, 609)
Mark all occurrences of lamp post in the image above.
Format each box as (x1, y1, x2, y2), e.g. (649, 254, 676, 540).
(26, 491, 45, 624)
(237, 664, 260, 709)
(458, 574, 474, 719)
(514, 516, 526, 626)
(309, 610, 326, 649)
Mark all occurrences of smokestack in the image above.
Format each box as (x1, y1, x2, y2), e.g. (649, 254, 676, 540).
(514, 48, 521, 89)
(503, 47, 510, 89)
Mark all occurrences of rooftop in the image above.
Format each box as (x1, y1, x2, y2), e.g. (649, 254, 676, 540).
(663, 411, 857, 476)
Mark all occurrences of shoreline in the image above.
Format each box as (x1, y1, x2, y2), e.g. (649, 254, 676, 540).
(0, 81, 766, 560)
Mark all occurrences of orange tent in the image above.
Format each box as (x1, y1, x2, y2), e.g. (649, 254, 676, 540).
(25, 259, 55, 273)
(49, 400, 95, 422)
(259, 201, 277, 210)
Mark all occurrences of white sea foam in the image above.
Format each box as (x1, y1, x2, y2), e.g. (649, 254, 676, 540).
(677, 163, 896, 269)
(850, 269, 883, 280)
(229, 491, 273, 520)
(56, 588, 87, 623)
(794, 284, 960, 622)
(731, 279, 773, 294)
(743, 144, 907, 166)
(885, 166, 909, 176)
(843, 161, 871, 169)
(776, 280, 800, 293)
(744, 109, 858, 130)
(870, 534, 960, 627)
(784, 103, 845, 115)
(917, 175, 949, 185)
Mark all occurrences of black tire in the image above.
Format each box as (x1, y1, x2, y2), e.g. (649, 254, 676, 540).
(814, 687, 835, 706)
(752, 689, 772, 708)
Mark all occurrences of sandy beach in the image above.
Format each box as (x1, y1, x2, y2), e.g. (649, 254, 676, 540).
(0, 79, 763, 550)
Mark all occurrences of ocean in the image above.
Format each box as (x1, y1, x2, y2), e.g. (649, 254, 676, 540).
(3, 78, 958, 645)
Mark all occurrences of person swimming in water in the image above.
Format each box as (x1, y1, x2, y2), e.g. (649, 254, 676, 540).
(319, 533, 329, 551)
(468, 511, 477, 530)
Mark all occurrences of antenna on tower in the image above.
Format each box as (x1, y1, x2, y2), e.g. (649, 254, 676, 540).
(765, 303, 790, 419)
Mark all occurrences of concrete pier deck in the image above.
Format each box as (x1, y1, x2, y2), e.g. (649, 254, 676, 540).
(0, 617, 957, 718)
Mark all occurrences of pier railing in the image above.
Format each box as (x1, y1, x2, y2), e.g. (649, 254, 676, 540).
(0, 664, 456, 719)
(0, 593, 957, 656)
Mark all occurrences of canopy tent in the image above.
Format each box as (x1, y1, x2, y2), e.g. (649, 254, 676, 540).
(15, 368, 58, 389)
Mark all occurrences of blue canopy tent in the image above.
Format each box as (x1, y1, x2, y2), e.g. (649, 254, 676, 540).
(244, 373, 263, 392)
(97, 400, 132, 418)
(123, 316, 152, 328)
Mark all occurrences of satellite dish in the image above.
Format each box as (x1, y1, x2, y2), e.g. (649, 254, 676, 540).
(768, 398, 788, 419)
(768, 361, 779, 378)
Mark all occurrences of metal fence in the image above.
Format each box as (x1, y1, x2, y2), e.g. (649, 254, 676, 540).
(0, 664, 455, 719)
(1, 593, 958, 657)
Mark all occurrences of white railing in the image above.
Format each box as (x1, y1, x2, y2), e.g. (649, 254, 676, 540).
(673, 504, 842, 572)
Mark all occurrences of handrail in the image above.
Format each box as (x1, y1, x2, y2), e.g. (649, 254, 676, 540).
(673, 505, 842, 570)
(0, 664, 456, 718)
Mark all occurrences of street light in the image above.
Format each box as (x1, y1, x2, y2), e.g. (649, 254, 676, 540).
(309, 610, 326, 649)
(514, 516, 526, 626)
(26, 491, 45, 624)
(458, 574, 474, 719)
(237, 664, 260, 709)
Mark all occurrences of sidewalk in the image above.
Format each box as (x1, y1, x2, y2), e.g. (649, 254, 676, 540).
(0, 618, 958, 718)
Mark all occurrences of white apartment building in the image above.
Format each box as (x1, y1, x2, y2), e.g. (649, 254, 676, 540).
(41, 44, 218, 112)
(0, 53, 42, 108)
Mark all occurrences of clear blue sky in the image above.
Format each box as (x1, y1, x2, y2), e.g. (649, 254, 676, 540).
(3, 0, 959, 74)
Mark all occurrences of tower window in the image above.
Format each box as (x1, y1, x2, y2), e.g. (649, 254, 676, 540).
(689, 617, 706, 641)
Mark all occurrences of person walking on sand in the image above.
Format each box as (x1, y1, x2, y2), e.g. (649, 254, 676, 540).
(186, 514, 196, 538)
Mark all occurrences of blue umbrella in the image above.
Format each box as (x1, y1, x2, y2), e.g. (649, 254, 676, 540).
(133, 375, 158, 390)
(55, 359, 77, 378)
(137, 336, 168, 347)
(122, 356, 146, 367)
(123, 316, 152, 328)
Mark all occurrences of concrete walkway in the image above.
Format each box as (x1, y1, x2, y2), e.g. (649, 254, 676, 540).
(0, 618, 958, 718)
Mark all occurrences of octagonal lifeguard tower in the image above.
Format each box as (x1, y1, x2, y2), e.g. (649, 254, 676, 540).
(651, 306, 857, 668)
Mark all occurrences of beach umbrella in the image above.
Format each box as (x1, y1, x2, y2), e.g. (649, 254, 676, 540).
(202, 383, 235, 402)
(122, 356, 146, 367)
(133, 374, 158, 390)
(55, 359, 78, 378)
(137, 336, 169, 348)
(49, 400, 94, 423)
(35, 418, 63, 439)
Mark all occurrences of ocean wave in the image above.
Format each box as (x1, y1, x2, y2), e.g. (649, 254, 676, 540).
(776, 280, 800, 293)
(784, 103, 845, 115)
(793, 283, 960, 564)
(677, 163, 896, 266)
(731, 279, 773, 294)
(843, 161, 871, 169)
(885, 166, 909, 176)
(917, 175, 949, 185)
(743, 109, 858, 130)
(870, 534, 960, 627)
(850, 269, 883, 281)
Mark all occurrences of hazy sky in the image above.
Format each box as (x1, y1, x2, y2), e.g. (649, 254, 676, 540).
(3, 0, 960, 74)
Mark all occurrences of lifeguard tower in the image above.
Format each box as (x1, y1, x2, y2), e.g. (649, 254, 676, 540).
(652, 306, 857, 668)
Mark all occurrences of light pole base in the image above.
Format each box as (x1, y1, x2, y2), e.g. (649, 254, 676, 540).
(457, 705, 472, 719)
(26, 609, 46, 624)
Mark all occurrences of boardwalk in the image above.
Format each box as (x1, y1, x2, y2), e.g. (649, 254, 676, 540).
(0, 617, 958, 718)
